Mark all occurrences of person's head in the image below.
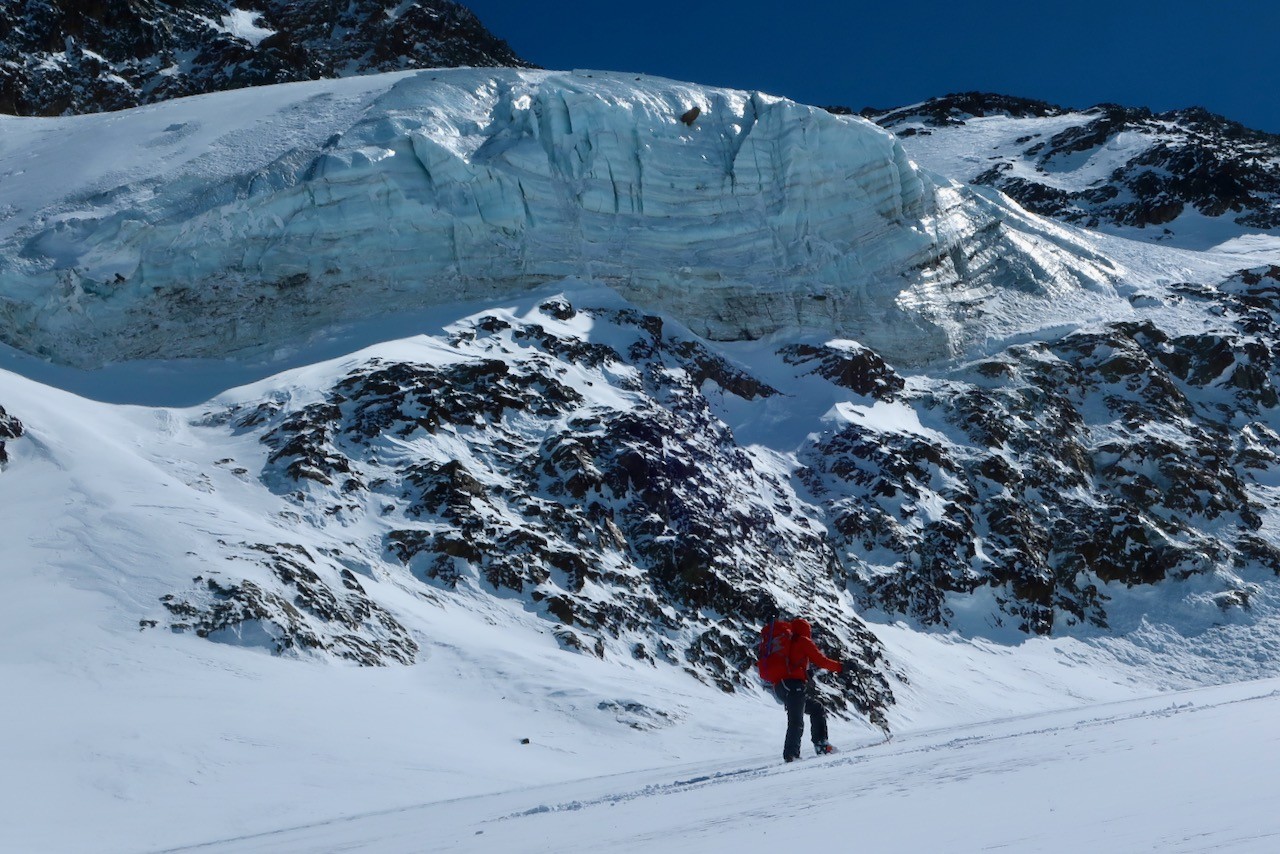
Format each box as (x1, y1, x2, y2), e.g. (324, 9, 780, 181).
(791, 618, 811, 638)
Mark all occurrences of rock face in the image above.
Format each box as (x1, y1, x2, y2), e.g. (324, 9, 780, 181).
(0, 0, 528, 116)
(181, 297, 897, 725)
(0, 69, 1117, 371)
(863, 93, 1280, 242)
(149, 268, 1280, 720)
(806, 266, 1280, 636)
(0, 404, 23, 465)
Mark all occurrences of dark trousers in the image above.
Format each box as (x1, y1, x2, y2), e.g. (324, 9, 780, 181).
(775, 678, 828, 759)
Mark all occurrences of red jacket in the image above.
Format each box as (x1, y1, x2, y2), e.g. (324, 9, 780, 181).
(783, 619, 843, 681)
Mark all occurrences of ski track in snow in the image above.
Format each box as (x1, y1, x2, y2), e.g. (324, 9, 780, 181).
(145, 682, 1280, 854)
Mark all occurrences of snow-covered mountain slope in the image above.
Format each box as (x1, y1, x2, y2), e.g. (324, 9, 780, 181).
(8, 276, 1280, 699)
(7, 305, 1280, 851)
(863, 93, 1280, 254)
(0, 0, 526, 117)
(8, 65, 1280, 853)
(0, 68, 1121, 370)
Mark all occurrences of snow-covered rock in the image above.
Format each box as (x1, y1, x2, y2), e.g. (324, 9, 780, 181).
(0, 0, 527, 116)
(0, 68, 1119, 370)
(11, 268, 1280, 729)
(805, 267, 1280, 636)
(178, 293, 896, 724)
(864, 93, 1280, 252)
(0, 403, 21, 465)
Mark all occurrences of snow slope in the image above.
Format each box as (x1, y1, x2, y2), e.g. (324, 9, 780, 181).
(0, 68, 1120, 369)
(7, 283, 1280, 852)
(144, 679, 1280, 854)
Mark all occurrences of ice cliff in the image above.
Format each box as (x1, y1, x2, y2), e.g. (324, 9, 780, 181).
(0, 68, 1120, 369)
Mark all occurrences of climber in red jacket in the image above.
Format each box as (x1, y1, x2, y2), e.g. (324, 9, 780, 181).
(776, 618, 844, 762)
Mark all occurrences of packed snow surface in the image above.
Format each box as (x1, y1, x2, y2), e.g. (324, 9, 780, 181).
(150, 681, 1280, 854)
(0, 68, 1126, 368)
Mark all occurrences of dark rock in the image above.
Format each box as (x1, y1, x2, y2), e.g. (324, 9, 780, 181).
(0, 404, 23, 465)
(780, 342, 904, 400)
(0, 0, 531, 117)
(806, 303, 1273, 635)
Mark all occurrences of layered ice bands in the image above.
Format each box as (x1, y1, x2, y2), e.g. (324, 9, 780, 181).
(0, 69, 1119, 368)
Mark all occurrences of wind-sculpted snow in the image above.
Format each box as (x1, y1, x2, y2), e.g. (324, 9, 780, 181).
(0, 69, 1118, 369)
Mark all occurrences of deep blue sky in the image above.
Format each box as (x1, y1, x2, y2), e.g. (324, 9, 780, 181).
(464, 1, 1280, 132)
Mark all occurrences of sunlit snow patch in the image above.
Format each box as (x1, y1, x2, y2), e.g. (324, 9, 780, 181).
(200, 9, 276, 46)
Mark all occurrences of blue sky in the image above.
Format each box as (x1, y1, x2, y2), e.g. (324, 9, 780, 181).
(464, 1, 1280, 132)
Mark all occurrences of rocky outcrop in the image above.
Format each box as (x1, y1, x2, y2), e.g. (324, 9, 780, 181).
(857, 92, 1067, 129)
(159, 541, 418, 665)
(805, 267, 1280, 635)
(865, 94, 1280, 238)
(0, 0, 528, 116)
(0, 404, 23, 465)
(198, 298, 897, 724)
(780, 342, 904, 400)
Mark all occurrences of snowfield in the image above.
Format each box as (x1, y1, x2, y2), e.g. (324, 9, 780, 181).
(154, 680, 1280, 854)
(7, 555, 1280, 854)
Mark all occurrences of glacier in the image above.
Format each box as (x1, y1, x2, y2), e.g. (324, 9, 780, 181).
(0, 68, 1121, 369)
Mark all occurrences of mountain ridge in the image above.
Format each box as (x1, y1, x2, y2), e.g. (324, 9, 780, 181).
(0, 0, 529, 116)
(862, 91, 1280, 246)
